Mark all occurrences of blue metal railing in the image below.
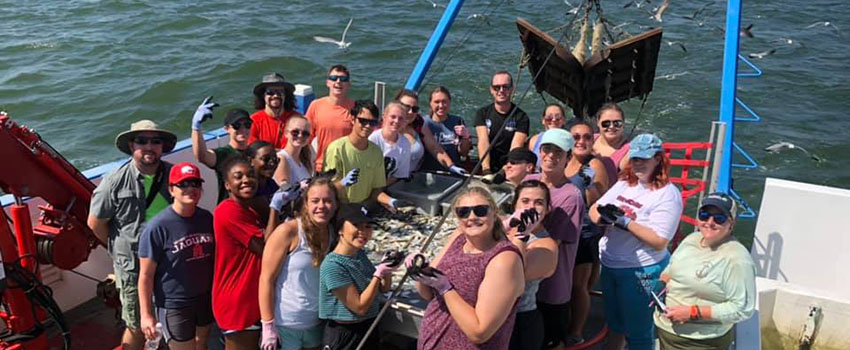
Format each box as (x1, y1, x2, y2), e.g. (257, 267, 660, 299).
(715, 0, 762, 219)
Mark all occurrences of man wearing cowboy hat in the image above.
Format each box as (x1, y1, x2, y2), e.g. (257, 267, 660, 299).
(248, 72, 300, 150)
(88, 119, 176, 350)
(306, 64, 356, 172)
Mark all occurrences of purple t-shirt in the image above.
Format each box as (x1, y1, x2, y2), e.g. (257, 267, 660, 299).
(523, 174, 584, 305)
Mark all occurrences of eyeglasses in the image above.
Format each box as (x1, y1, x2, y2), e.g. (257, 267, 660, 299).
(573, 133, 593, 142)
(289, 129, 310, 138)
(400, 102, 420, 114)
(356, 117, 379, 127)
(327, 75, 350, 82)
(543, 114, 564, 122)
(600, 120, 624, 129)
(698, 210, 728, 224)
(174, 179, 202, 189)
(455, 205, 490, 219)
(491, 84, 512, 91)
(230, 120, 253, 130)
(265, 89, 286, 96)
(133, 137, 164, 145)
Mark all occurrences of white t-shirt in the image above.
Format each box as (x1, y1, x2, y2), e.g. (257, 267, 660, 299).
(597, 180, 682, 268)
(369, 130, 412, 179)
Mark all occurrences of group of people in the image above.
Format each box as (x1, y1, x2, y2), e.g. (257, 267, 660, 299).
(87, 64, 757, 350)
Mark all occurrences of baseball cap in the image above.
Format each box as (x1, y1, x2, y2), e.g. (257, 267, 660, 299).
(334, 203, 376, 229)
(505, 148, 537, 165)
(169, 162, 204, 185)
(539, 128, 574, 152)
(223, 108, 250, 126)
(699, 192, 738, 219)
(629, 133, 663, 159)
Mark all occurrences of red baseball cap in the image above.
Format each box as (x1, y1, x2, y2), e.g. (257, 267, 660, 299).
(169, 162, 204, 185)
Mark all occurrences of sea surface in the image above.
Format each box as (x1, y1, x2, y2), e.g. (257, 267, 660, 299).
(2, 0, 848, 239)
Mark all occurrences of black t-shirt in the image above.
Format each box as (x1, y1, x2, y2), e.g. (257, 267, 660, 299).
(473, 103, 530, 169)
(138, 207, 215, 308)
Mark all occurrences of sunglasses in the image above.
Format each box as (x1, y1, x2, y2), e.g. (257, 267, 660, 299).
(455, 204, 490, 219)
(540, 144, 565, 155)
(174, 179, 202, 189)
(328, 74, 350, 82)
(491, 84, 512, 92)
(289, 129, 310, 138)
(133, 137, 164, 146)
(265, 89, 286, 96)
(230, 120, 253, 130)
(573, 133, 593, 141)
(400, 102, 420, 114)
(507, 159, 531, 165)
(600, 120, 624, 129)
(356, 117, 379, 127)
(698, 210, 728, 224)
(543, 114, 564, 122)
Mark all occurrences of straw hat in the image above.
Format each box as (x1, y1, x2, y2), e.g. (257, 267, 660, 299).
(114, 120, 177, 155)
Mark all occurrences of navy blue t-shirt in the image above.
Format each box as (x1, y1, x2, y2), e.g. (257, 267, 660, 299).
(138, 207, 215, 308)
(421, 114, 465, 171)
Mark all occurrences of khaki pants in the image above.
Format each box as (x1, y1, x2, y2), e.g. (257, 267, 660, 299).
(657, 327, 733, 350)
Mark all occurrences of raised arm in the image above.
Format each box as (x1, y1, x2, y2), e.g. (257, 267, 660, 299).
(523, 236, 558, 281)
(191, 129, 217, 168)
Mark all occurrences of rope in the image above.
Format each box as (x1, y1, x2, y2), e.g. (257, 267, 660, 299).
(354, 5, 585, 350)
(626, 93, 651, 140)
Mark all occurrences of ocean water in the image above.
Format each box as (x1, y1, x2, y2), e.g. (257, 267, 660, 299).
(1, 0, 848, 238)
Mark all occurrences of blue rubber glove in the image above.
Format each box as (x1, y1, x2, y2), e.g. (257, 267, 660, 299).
(614, 215, 632, 230)
(388, 197, 415, 213)
(580, 164, 596, 187)
(448, 165, 469, 176)
(191, 96, 219, 131)
(269, 184, 301, 212)
(341, 168, 360, 187)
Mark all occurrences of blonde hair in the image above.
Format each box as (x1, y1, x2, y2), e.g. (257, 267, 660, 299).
(452, 186, 506, 241)
(285, 115, 313, 174)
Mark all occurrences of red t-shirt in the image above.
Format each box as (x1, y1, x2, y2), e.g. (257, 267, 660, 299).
(249, 110, 300, 149)
(212, 199, 263, 330)
(306, 97, 355, 172)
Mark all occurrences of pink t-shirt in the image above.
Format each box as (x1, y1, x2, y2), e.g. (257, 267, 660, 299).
(594, 133, 630, 187)
(523, 174, 584, 304)
(306, 97, 355, 172)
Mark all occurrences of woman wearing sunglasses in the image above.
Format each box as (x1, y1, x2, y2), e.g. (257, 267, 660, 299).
(528, 103, 567, 169)
(138, 162, 215, 350)
(274, 115, 314, 187)
(259, 178, 339, 350)
(653, 193, 756, 350)
(503, 181, 558, 350)
(589, 134, 682, 350)
(592, 103, 631, 186)
(413, 187, 524, 350)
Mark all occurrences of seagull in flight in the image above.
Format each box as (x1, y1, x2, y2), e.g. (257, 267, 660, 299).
(423, 0, 446, 8)
(664, 40, 688, 53)
(652, 0, 671, 22)
(748, 48, 776, 59)
(764, 141, 822, 162)
(805, 21, 841, 36)
(655, 71, 689, 80)
(467, 13, 491, 25)
(313, 18, 353, 50)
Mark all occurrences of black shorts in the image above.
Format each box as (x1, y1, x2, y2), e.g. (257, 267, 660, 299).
(510, 309, 544, 350)
(575, 234, 600, 265)
(157, 295, 214, 342)
(538, 301, 570, 347)
(322, 318, 378, 350)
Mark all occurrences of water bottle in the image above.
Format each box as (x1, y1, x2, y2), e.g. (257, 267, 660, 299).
(144, 322, 162, 350)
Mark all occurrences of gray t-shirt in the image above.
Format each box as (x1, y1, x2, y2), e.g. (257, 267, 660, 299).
(516, 229, 550, 312)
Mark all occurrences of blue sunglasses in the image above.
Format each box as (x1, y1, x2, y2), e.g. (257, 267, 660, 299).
(698, 210, 728, 224)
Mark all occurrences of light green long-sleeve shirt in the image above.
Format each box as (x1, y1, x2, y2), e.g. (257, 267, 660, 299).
(654, 231, 757, 340)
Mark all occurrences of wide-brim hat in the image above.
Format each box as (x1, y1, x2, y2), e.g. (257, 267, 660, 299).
(252, 72, 296, 100)
(115, 120, 177, 155)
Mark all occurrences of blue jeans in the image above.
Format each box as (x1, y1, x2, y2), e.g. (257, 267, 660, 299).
(600, 255, 669, 350)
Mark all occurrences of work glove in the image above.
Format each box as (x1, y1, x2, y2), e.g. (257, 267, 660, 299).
(598, 204, 631, 229)
(373, 251, 404, 278)
(270, 183, 302, 212)
(448, 165, 469, 176)
(579, 164, 596, 187)
(341, 168, 360, 187)
(454, 125, 470, 140)
(508, 208, 542, 242)
(260, 319, 279, 350)
(388, 198, 415, 212)
(414, 268, 453, 296)
(191, 96, 219, 131)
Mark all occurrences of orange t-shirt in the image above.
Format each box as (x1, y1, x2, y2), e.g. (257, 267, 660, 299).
(248, 109, 299, 150)
(306, 97, 355, 171)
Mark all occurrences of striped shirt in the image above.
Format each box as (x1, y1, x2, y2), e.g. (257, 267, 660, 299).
(319, 250, 379, 321)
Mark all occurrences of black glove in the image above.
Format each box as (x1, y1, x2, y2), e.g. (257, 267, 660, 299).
(509, 208, 541, 241)
(380, 250, 406, 268)
(597, 204, 625, 225)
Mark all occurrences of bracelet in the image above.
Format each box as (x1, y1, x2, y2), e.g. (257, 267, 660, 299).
(689, 305, 700, 320)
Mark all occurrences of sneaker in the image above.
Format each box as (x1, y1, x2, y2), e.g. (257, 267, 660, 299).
(564, 335, 585, 347)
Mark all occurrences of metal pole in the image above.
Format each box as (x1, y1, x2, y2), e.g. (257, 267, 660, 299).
(715, 0, 743, 194)
(404, 0, 466, 91)
(709, 121, 727, 194)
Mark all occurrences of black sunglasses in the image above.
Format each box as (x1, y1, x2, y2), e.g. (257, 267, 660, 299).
(698, 210, 728, 224)
(400, 102, 420, 114)
(230, 120, 253, 130)
(455, 205, 490, 219)
(357, 117, 379, 127)
(133, 137, 164, 145)
(491, 84, 512, 91)
(265, 89, 286, 96)
(289, 129, 310, 138)
(174, 179, 202, 189)
(600, 120, 624, 129)
(328, 74, 350, 82)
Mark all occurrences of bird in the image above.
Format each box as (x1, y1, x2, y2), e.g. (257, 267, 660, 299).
(805, 21, 841, 36)
(748, 48, 776, 59)
(467, 13, 490, 25)
(313, 18, 353, 50)
(655, 71, 689, 80)
(423, 0, 446, 8)
(652, 0, 671, 22)
(565, 0, 581, 15)
(664, 40, 688, 53)
(741, 23, 754, 38)
(682, 2, 711, 21)
(764, 142, 822, 162)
